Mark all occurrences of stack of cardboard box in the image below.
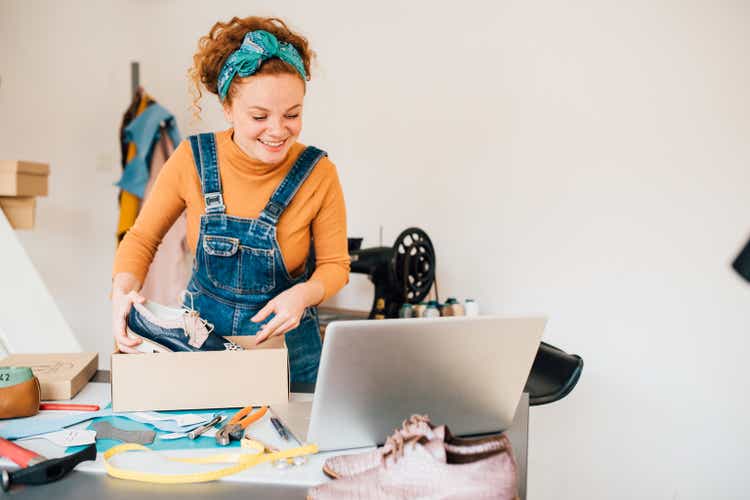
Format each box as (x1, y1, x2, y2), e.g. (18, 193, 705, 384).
(0, 160, 49, 229)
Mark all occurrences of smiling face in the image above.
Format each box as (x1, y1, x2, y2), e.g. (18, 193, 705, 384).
(222, 73, 305, 166)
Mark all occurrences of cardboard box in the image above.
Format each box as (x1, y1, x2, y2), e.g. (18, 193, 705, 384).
(0, 352, 98, 400)
(0, 160, 49, 197)
(110, 336, 289, 412)
(0, 196, 36, 229)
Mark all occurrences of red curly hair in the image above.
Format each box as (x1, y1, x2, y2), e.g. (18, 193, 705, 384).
(188, 16, 315, 117)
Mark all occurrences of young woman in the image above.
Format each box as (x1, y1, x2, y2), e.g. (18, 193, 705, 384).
(111, 16, 349, 383)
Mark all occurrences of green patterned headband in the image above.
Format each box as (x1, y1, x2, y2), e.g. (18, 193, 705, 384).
(217, 30, 307, 101)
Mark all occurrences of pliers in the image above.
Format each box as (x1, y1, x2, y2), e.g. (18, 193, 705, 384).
(215, 405, 268, 446)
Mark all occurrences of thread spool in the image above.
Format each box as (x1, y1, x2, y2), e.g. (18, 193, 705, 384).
(464, 298, 479, 317)
(413, 302, 427, 318)
(441, 297, 457, 317)
(449, 297, 465, 316)
(399, 303, 414, 318)
(424, 300, 441, 318)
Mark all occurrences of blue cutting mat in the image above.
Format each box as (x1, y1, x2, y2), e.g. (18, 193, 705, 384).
(66, 408, 242, 454)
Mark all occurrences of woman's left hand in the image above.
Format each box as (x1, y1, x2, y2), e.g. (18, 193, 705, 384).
(252, 282, 323, 344)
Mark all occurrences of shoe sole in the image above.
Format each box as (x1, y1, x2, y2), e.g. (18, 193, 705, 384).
(126, 327, 174, 353)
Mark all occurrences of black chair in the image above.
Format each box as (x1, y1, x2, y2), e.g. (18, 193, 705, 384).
(733, 235, 750, 283)
(524, 342, 583, 406)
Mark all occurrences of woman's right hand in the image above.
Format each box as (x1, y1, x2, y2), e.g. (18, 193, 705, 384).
(111, 274, 145, 354)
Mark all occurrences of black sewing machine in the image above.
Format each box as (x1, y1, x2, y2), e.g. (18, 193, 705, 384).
(349, 227, 435, 319)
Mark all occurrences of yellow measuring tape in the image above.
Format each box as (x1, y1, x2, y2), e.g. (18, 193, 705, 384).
(103, 442, 319, 484)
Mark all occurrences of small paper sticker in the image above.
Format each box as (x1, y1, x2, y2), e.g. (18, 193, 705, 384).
(158, 433, 187, 440)
(20, 429, 97, 447)
(130, 412, 210, 428)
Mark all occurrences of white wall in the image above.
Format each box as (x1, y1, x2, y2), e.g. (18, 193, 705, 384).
(1, 1, 749, 498)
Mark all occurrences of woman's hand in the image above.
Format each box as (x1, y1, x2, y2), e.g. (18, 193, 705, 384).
(252, 281, 324, 344)
(111, 273, 145, 354)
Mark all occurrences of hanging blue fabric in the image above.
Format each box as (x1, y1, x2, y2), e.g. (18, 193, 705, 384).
(116, 103, 181, 198)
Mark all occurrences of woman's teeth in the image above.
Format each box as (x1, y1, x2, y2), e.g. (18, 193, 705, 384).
(259, 138, 284, 147)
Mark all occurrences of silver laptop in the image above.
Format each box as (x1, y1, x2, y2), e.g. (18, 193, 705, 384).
(273, 315, 545, 451)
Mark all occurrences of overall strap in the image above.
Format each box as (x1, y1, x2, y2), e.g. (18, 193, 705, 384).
(188, 133, 226, 214)
(259, 146, 327, 225)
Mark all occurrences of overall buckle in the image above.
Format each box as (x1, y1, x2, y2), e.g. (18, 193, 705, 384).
(204, 193, 225, 212)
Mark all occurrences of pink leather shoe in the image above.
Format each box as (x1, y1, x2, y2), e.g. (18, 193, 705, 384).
(323, 415, 507, 480)
(323, 415, 437, 479)
(309, 433, 518, 500)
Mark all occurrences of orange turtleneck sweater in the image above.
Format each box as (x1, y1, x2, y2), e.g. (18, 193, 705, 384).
(113, 129, 349, 302)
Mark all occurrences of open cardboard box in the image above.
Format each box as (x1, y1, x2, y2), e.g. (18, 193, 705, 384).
(111, 336, 289, 412)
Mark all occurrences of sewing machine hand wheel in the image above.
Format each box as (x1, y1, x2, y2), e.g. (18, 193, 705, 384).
(392, 227, 435, 303)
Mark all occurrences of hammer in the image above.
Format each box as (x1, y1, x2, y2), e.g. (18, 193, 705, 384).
(0, 437, 96, 492)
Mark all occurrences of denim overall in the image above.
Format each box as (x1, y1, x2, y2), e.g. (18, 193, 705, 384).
(184, 133, 325, 383)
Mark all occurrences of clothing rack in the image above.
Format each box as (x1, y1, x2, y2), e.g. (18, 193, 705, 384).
(129, 61, 163, 138)
(131, 61, 140, 98)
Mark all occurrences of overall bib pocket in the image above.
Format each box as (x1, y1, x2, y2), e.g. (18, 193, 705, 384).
(202, 235, 275, 294)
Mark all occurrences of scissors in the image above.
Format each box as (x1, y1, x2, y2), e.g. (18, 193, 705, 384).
(215, 405, 268, 446)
